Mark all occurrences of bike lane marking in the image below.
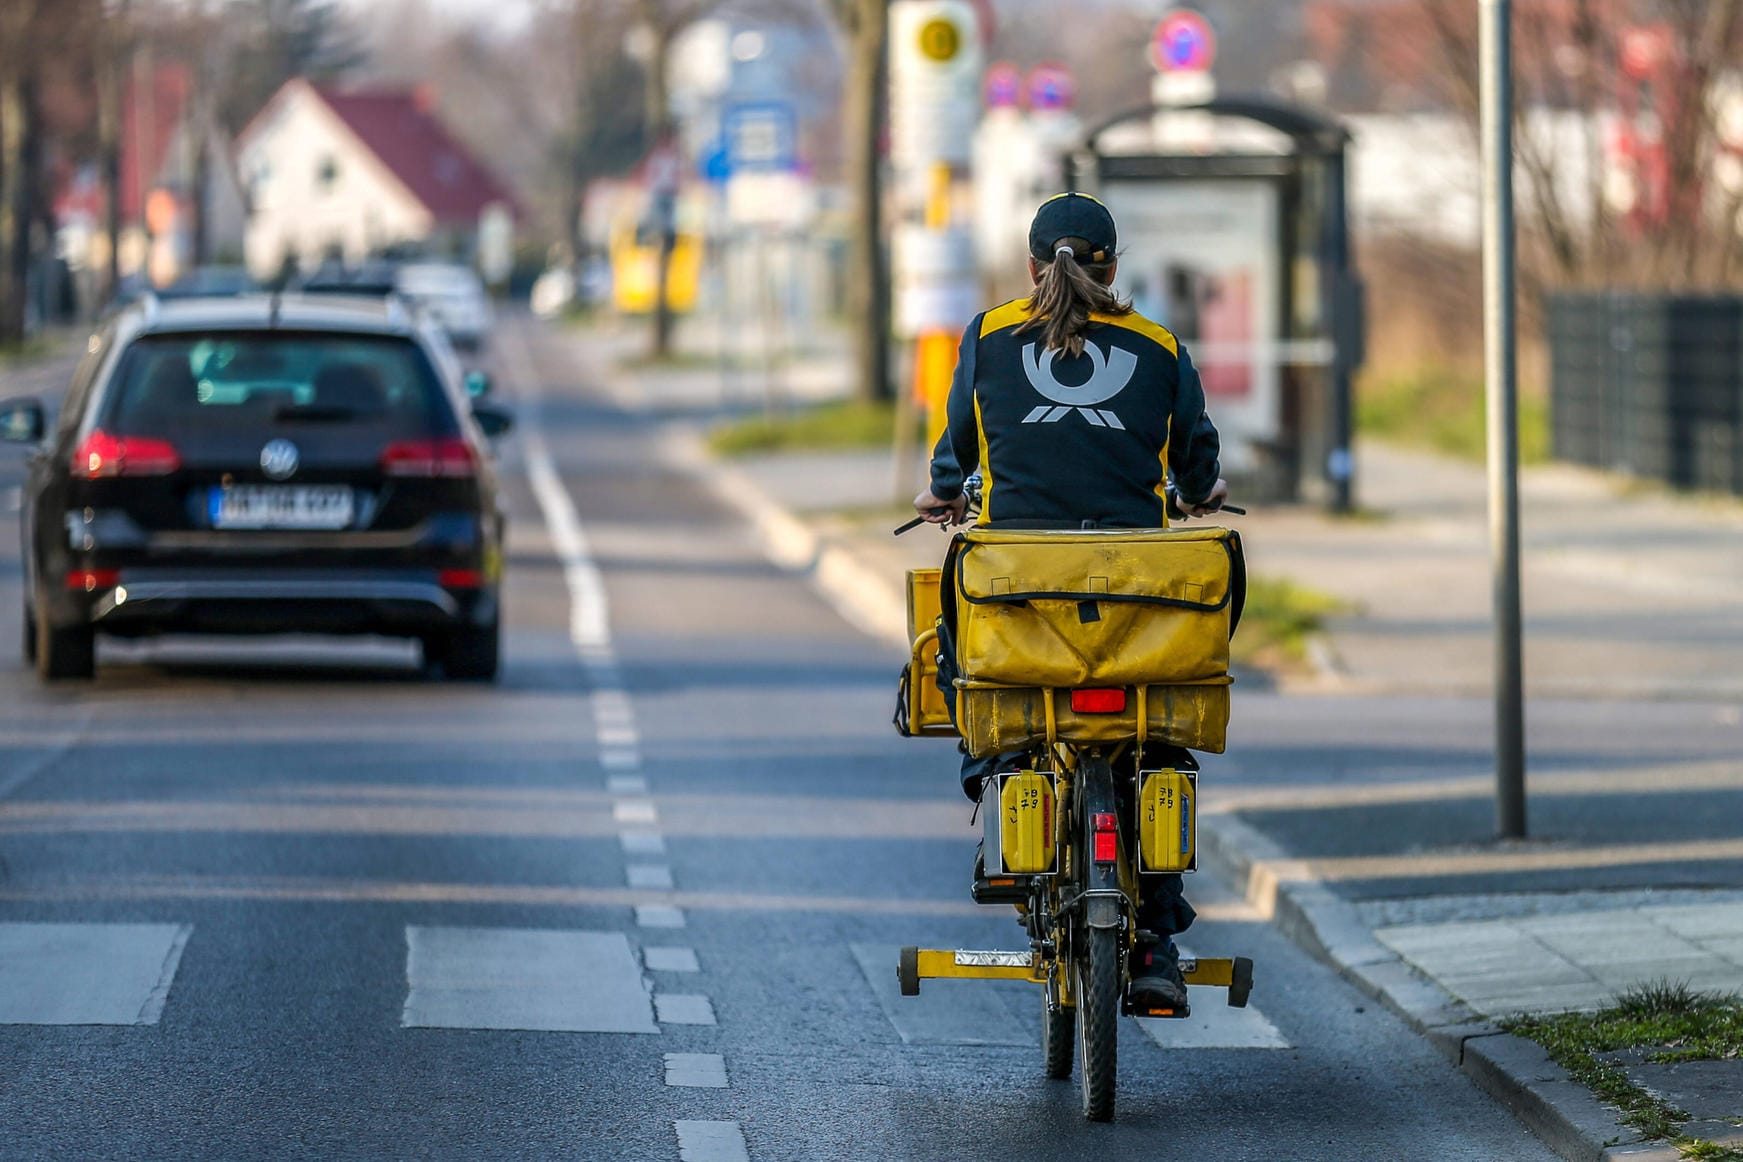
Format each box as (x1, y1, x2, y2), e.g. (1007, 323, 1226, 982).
(0, 922, 191, 1026)
(675, 1120, 750, 1162)
(401, 926, 657, 1034)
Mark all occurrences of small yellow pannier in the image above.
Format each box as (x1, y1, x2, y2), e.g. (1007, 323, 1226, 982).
(894, 567, 956, 737)
(948, 526, 1239, 758)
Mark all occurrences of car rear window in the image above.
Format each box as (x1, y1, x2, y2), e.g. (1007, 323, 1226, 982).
(100, 332, 458, 438)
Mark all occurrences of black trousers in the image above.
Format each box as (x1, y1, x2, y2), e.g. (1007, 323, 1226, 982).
(935, 615, 1196, 940)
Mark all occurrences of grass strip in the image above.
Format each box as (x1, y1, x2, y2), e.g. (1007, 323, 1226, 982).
(707, 400, 918, 458)
(1504, 981, 1743, 1158)
(1358, 367, 1550, 464)
(1231, 575, 1352, 670)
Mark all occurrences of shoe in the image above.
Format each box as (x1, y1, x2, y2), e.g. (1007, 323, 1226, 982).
(1127, 938, 1189, 1011)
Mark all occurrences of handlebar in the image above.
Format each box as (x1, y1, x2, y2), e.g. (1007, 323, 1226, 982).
(895, 477, 1240, 536)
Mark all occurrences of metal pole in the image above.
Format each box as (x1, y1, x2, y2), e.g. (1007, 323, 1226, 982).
(1481, 0, 1527, 839)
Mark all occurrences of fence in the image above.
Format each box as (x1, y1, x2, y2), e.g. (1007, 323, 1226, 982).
(1548, 293, 1743, 494)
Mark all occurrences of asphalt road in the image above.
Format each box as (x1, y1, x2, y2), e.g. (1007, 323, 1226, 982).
(0, 317, 1556, 1160)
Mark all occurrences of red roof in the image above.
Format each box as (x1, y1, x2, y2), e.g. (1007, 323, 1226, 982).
(312, 85, 515, 223)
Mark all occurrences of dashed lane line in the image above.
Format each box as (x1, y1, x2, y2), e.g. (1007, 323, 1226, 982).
(608, 775, 650, 795)
(621, 831, 668, 857)
(655, 994, 718, 1026)
(637, 905, 688, 929)
(644, 946, 701, 974)
(614, 800, 659, 826)
(664, 1053, 729, 1089)
(628, 864, 676, 890)
(675, 1120, 750, 1162)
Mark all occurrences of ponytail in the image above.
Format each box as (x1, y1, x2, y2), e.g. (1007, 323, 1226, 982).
(1016, 240, 1131, 358)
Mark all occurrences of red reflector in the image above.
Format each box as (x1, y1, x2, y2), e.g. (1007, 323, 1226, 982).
(380, 437, 477, 477)
(1093, 831, 1118, 862)
(438, 568, 485, 589)
(71, 430, 180, 477)
(67, 569, 120, 592)
(1070, 688, 1127, 714)
(1092, 813, 1117, 832)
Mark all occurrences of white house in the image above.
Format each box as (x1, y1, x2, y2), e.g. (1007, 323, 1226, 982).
(236, 79, 515, 279)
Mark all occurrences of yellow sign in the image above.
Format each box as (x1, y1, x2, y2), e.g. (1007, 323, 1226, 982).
(917, 17, 960, 62)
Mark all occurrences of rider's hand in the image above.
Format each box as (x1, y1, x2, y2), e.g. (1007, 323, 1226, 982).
(913, 489, 968, 526)
(1183, 478, 1229, 519)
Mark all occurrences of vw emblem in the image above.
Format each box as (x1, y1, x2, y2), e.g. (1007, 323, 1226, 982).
(260, 439, 300, 480)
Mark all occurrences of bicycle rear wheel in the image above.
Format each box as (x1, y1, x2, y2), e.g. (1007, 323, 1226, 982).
(1076, 926, 1119, 1120)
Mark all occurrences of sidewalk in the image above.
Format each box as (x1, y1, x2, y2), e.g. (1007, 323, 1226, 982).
(583, 321, 1743, 1161)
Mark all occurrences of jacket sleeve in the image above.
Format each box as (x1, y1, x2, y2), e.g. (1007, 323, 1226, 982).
(1167, 342, 1222, 505)
(927, 316, 983, 501)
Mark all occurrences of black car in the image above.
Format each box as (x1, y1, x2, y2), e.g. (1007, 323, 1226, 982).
(0, 293, 512, 681)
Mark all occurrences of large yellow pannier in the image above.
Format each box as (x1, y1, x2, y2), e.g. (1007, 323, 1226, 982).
(947, 526, 1240, 758)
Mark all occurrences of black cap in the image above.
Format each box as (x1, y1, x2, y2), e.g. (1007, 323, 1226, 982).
(1028, 192, 1117, 264)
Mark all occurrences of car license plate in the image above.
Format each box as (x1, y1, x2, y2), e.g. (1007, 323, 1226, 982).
(209, 485, 354, 530)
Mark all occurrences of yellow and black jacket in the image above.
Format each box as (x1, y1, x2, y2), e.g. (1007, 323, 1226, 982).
(928, 300, 1221, 527)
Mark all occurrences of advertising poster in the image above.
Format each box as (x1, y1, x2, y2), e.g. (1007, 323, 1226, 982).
(1099, 180, 1280, 471)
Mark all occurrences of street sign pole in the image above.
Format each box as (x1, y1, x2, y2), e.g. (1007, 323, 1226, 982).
(1481, 0, 1527, 839)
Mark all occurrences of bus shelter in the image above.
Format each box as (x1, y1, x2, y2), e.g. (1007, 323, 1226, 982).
(1068, 97, 1362, 508)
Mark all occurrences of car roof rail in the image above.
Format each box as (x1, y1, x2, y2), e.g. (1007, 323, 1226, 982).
(138, 290, 160, 326)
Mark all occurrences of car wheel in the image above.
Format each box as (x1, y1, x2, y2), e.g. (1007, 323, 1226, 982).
(36, 617, 95, 681)
(428, 616, 499, 682)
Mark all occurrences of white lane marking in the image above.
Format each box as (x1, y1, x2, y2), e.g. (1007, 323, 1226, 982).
(627, 864, 675, 890)
(0, 922, 191, 1026)
(675, 1120, 750, 1162)
(849, 943, 1034, 1047)
(655, 993, 717, 1025)
(636, 905, 687, 929)
(402, 926, 656, 1034)
(620, 831, 667, 857)
(614, 800, 658, 825)
(607, 775, 649, 795)
(3, 485, 20, 513)
(644, 946, 701, 974)
(597, 724, 641, 747)
(602, 748, 643, 771)
(664, 1052, 729, 1089)
(522, 426, 611, 658)
(1135, 1004, 1291, 1050)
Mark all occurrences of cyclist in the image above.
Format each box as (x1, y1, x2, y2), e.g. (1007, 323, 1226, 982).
(913, 192, 1228, 1011)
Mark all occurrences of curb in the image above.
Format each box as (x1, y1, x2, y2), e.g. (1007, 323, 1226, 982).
(629, 375, 1658, 1162)
(1195, 813, 1661, 1162)
(656, 425, 909, 651)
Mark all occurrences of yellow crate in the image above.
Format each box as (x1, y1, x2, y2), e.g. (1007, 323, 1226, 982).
(1137, 768, 1197, 874)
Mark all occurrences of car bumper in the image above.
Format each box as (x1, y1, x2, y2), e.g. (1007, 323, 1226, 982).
(79, 571, 495, 637)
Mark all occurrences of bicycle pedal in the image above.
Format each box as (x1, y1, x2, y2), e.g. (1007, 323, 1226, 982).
(971, 875, 1029, 905)
(1123, 998, 1191, 1019)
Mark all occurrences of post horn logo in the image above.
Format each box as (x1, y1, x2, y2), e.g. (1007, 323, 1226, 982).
(1019, 342, 1139, 429)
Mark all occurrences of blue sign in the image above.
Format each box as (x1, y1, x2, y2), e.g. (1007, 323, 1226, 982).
(724, 102, 798, 173)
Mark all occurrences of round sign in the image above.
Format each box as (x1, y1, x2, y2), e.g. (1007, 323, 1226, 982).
(1026, 64, 1075, 113)
(918, 16, 962, 62)
(985, 61, 1021, 109)
(1151, 9, 1216, 74)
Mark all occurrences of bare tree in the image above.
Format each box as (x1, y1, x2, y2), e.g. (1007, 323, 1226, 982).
(1418, 0, 1743, 291)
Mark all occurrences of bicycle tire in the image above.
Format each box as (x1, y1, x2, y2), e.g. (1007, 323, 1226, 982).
(1042, 986, 1073, 1079)
(1076, 925, 1120, 1121)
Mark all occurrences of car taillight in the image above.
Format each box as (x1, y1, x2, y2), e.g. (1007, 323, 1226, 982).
(1093, 812, 1118, 863)
(70, 430, 180, 477)
(380, 437, 477, 478)
(67, 569, 121, 592)
(438, 568, 485, 589)
(1071, 688, 1127, 714)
